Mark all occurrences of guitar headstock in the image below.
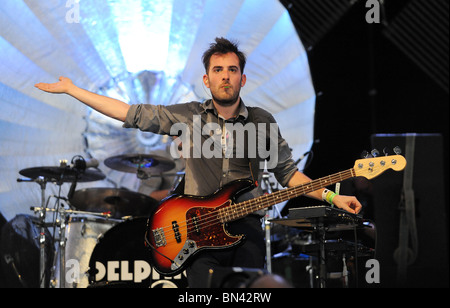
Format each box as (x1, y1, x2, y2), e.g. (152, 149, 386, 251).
(353, 155, 406, 180)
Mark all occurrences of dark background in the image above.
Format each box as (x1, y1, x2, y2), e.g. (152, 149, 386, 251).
(279, 0, 449, 287)
(279, 0, 448, 182)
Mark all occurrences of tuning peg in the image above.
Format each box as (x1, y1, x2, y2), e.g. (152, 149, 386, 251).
(382, 147, 389, 156)
(360, 150, 370, 159)
(371, 149, 380, 157)
(393, 146, 402, 155)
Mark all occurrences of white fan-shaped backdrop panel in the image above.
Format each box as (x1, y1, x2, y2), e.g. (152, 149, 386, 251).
(0, 0, 315, 221)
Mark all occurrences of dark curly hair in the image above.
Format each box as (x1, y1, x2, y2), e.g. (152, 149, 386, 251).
(202, 37, 247, 74)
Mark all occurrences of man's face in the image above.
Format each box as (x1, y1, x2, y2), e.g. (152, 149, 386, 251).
(203, 52, 246, 107)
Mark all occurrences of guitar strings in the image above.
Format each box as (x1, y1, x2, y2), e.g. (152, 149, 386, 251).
(159, 170, 355, 244)
(156, 169, 356, 243)
(151, 156, 402, 248)
(153, 169, 356, 245)
(153, 155, 397, 242)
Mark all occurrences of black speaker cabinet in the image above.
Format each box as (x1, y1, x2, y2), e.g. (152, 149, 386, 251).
(371, 133, 448, 287)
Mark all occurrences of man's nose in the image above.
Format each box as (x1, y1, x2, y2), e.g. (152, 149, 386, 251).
(222, 70, 230, 80)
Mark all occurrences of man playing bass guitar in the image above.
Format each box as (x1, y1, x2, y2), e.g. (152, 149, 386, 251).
(35, 37, 362, 288)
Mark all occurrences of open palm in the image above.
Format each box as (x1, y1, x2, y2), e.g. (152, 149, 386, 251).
(35, 76, 73, 94)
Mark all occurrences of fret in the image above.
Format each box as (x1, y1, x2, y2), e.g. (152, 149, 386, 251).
(220, 168, 356, 223)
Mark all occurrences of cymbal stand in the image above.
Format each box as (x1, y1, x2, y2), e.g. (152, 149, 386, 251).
(57, 205, 67, 288)
(37, 177, 48, 288)
(261, 173, 279, 274)
(28, 191, 67, 288)
(316, 221, 327, 288)
(18, 176, 48, 288)
(305, 233, 316, 288)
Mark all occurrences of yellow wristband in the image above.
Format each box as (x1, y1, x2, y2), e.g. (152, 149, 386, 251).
(327, 192, 337, 206)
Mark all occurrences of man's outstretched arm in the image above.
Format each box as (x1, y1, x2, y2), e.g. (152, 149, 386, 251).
(35, 76, 130, 122)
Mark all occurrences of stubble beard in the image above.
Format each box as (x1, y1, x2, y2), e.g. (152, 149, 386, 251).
(211, 91, 240, 106)
(211, 81, 242, 107)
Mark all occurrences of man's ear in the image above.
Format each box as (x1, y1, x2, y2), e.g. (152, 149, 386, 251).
(241, 74, 247, 87)
(203, 74, 210, 88)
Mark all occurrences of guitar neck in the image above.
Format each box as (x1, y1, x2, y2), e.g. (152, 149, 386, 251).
(221, 168, 356, 222)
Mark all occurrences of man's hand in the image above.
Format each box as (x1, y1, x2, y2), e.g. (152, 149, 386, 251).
(35, 76, 130, 122)
(35, 76, 74, 94)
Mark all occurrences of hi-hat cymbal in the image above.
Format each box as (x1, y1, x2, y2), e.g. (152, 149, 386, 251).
(69, 188, 158, 218)
(19, 166, 106, 183)
(104, 154, 175, 173)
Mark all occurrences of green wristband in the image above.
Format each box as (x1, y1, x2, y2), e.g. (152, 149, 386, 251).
(327, 192, 337, 206)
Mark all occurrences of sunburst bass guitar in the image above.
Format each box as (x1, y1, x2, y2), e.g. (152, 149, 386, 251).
(145, 155, 406, 276)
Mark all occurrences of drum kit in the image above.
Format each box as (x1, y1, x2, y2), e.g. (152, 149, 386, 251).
(14, 154, 186, 288)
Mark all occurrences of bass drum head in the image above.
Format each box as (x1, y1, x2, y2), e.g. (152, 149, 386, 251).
(88, 217, 187, 288)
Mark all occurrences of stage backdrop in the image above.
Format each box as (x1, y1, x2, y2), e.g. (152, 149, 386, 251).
(0, 0, 315, 221)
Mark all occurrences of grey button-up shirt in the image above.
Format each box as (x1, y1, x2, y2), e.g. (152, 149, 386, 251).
(123, 99, 297, 203)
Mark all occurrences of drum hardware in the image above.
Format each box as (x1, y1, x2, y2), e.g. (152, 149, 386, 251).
(271, 206, 373, 288)
(15, 156, 178, 288)
(0, 214, 55, 288)
(18, 166, 106, 184)
(69, 188, 159, 219)
(168, 171, 185, 195)
(52, 213, 122, 288)
(26, 190, 155, 287)
(16, 176, 49, 288)
(17, 159, 106, 288)
(30, 206, 114, 218)
(104, 154, 176, 179)
(261, 172, 281, 274)
(29, 205, 116, 288)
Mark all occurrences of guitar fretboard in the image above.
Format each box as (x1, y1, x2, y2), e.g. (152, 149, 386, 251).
(218, 168, 356, 223)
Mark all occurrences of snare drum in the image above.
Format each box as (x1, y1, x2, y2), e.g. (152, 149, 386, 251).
(52, 214, 120, 288)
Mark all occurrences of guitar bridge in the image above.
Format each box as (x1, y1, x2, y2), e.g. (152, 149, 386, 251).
(152, 227, 167, 247)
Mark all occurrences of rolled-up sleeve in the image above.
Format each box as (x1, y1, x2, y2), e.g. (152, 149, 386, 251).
(123, 103, 189, 134)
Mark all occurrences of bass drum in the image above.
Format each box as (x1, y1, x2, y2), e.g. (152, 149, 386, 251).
(88, 217, 187, 288)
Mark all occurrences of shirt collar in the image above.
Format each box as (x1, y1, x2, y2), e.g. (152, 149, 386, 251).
(201, 99, 248, 123)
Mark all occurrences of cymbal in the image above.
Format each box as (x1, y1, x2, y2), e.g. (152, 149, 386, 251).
(69, 188, 159, 218)
(19, 166, 106, 183)
(104, 154, 175, 174)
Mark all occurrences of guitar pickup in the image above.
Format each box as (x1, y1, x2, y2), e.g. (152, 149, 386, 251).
(152, 227, 167, 247)
(192, 214, 200, 235)
(172, 221, 182, 243)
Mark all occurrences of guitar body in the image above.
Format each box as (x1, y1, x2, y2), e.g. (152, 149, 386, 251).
(146, 179, 254, 276)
